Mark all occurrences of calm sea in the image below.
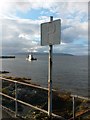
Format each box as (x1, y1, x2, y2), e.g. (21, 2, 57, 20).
(1, 54, 88, 97)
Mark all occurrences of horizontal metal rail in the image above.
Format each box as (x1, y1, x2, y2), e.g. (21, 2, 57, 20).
(0, 92, 48, 114)
(1, 105, 29, 119)
(0, 92, 65, 119)
(0, 77, 48, 91)
(1, 77, 65, 118)
(71, 94, 90, 101)
(1, 77, 90, 120)
(1, 105, 15, 118)
(68, 109, 90, 120)
(1, 77, 89, 101)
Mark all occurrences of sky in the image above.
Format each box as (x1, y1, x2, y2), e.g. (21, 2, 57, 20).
(0, 0, 89, 55)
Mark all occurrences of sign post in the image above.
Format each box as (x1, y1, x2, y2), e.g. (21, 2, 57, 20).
(41, 16, 61, 118)
(48, 16, 53, 118)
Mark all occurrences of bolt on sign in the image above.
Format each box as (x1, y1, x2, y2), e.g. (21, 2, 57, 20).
(41, 19, 61, 46)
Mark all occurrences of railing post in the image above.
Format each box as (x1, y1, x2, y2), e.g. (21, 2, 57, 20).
(73, 96, 75, 120)
(15, 81, 17, 117)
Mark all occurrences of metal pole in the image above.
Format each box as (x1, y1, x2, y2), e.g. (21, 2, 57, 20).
(48, 16, 53, 118)
(73, 96, 75, 120)
(15, 81, 17, 117)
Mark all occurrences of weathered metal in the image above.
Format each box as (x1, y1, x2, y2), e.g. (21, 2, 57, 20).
(1, 77, 90, 120)
(0, 77, 48, 91)
(15, 81, 17, 118)
(0, 92, 65, 119)
(41, 17, 61, 46)
(73, 96, 75, 120)
(48, 16, 53, 118)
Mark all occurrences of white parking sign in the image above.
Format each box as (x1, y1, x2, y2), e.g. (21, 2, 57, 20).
(41, 19, 61, 46)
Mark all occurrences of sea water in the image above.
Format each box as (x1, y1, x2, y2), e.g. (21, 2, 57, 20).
(1, 54, 88, 97)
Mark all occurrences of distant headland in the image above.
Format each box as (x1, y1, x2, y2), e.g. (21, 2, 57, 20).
(14, 52, 74, 56)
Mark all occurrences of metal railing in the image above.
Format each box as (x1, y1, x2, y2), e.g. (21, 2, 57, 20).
(0, 77, 90, 120)
(70, 95, 90, 120)
(0, 77, 65, 120)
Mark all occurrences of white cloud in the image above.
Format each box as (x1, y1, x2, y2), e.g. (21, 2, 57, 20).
(0, 1, 88, 55)
(0, 1, 88, 19)
(2, 18, 40, 54)
(61, 19, 88, 44)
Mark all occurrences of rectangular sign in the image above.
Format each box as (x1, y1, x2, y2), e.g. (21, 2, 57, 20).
(41, 19, 61, 46)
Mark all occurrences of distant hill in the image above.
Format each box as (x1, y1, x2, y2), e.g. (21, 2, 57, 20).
(53, 53, 74, 56)
(14, 52, 74, 56)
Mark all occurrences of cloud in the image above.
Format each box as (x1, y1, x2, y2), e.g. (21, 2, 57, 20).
(0, 1, 88, 55)
(0, 1, 88, 19)
(2, 18, 40, 54)
(61, 21, 88, 43)
(53, 42, 88, 55)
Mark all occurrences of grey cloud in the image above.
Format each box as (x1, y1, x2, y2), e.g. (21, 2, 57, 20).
(61, 21, 88, 43)
(2, 19, 40, 54)
(1, 17, 88, 55)
(1, 2, 88, 55)
(61, 44, 88, 55)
